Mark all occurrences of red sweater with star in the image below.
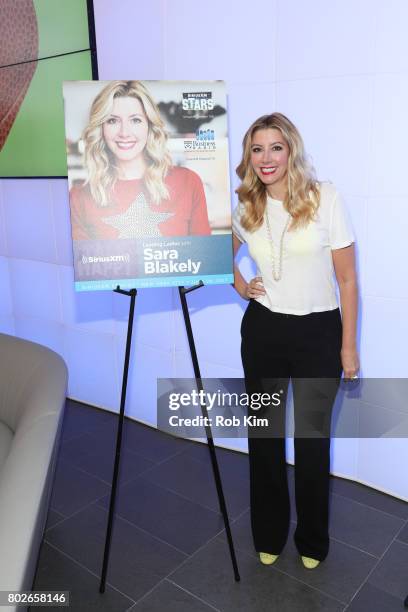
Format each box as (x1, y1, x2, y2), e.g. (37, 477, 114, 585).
(69, 166, 211, 240)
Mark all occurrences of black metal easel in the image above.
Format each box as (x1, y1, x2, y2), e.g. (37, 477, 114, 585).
(178, 283, 240, 582)
(100, 286, 136, 593)
(100, 282, 240, 593)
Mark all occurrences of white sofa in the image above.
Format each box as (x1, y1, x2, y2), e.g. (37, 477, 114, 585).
(0, 333, 67, 611)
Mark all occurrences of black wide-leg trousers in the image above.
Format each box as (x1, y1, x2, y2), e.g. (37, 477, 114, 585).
(241, 299, 343, 561)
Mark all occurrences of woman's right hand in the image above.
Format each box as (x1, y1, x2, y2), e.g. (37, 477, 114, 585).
(245, 276, 266, 299)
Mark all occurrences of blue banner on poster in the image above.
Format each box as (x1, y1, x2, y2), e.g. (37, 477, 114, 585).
(73, 235, 233, 290)
(63, 80, 233, 291)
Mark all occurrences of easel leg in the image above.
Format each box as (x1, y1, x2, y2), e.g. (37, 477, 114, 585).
(100, 287, 137, 593)
(178, 284, 241, 582)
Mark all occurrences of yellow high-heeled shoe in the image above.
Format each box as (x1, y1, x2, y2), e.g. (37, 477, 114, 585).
(301, 555, 320, 569)
(259, 552, 279, 565)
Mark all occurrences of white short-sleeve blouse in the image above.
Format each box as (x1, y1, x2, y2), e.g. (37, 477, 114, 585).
(232, 182, 355, 315)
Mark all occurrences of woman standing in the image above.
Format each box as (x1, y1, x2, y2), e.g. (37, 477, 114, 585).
(232, 113, 359, 568)
(70, 80, 211, 240)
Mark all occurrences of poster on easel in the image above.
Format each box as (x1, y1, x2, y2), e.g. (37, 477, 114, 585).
(62, 80, 233, 291)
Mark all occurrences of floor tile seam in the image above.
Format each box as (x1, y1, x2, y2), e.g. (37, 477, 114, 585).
(266, 562, 349, 606)
(130, 575, 221, 612)
(124, 575, 172, 609)
(165, 578, 222, 611)
(61, 428, 124, 452)
(57, 455, 151, 491)
(56, 456, 115, 488)
(387, 521, 408, 550)
(47, 497, 114, 535)
(47, 509, 67, 525)
(46, 515, 71, 533)
(290, 516, 387, 559)
(330, 473, 408, 506)
(176, 447, 251, 474)
(163, 523, 237, 581)
(109, 501, 226, 558)
(343, 582, 406, 612)
(59, 462, 115, 488)
(49, 494, 190, 559)
(126, 429, 207, 465)
(101, 435, 193, 466)
(101, 508, 190, 557)
(339, 519, 408, 607)
(120, 447, 190, 477)
(62, 414, 115, 436)
(327, 535, 381, 559)
(50, 464, 143, 529)
(189, 454, 250, 474)
(330, 489, 408, 522)
(171, 539, 348, 609)
(116, 443, 174, 465)
(142, 539, 231, 606)
(126, 423, 196, 444)
(134, 473, 228, 516)
(184, 443, 248, 462)
(42, 540, 136, 605)
(137, 451, 249, 489)
(61, 445, 159, 482)
(60, 430, 96, 445)
(229, 505, 251, 525)
(183, 452, 249, 478)
(343, 567, 385, 610)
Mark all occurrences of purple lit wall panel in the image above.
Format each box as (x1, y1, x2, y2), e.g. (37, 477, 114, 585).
(276, 76, 372, 197)
(9, 259, 61, 321)
(63, 326, 120, 410)
(0, 188, 6, 256)
(14, 317, 63, 356)
(367, 0, 408, 73)
(94, 0, 165, 80)
(0, 257, 12, 316)
(0, 316, 14, 334)
(112, 288, 175, 353)
(59, 266, 115, 334)
(50, 180, 74, 266)
(164, 0, 278, 82)
(365, 196, 408, 300)
(368, 74, 408, 197)
(114, 339, 173, 425)
(276, 0, 377, 80)
(2, 180, 57, 263)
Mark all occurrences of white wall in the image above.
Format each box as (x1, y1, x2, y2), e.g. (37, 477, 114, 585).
(0, 0, 407, 499)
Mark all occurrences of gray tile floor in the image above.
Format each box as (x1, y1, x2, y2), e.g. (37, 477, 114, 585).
(30, 400, 408, 611)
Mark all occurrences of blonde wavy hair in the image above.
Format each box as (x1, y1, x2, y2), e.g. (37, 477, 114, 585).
(82, 80, 172, 207)
(236, 113, 320, 231)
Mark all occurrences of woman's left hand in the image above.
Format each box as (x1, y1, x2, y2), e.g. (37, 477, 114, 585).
(341, 347, 360, 380)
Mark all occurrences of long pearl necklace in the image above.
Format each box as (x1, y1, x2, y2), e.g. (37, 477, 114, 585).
(265, 207, 291, 281)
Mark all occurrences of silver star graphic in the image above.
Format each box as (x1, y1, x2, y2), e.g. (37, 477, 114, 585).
(102, 192, 175, 238)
